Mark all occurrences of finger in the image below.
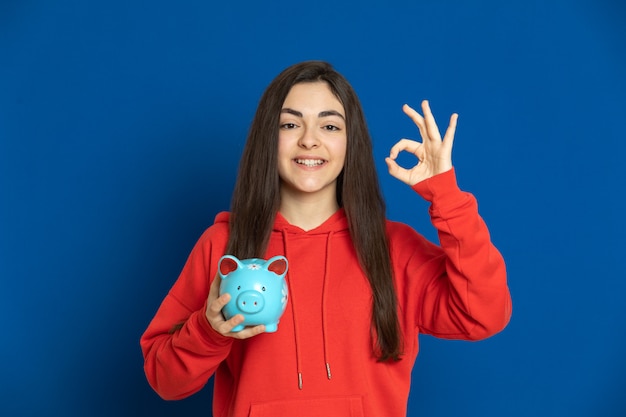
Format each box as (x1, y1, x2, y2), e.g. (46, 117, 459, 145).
(221, 313, 244, 331)
(208, 292, 231, 315)
(402, 103, 424, 126)
(385, 157, 412, 183)
(388, 139, 422, 159)
(213, 313, 243, 335)
(421, 100, 442, 142)
(208, 273, 221, 297)
(402, 104, 427, 138)
(230, 324, 266, 339)
(442, 113, 458, 148)
(218, 313, 265, 339)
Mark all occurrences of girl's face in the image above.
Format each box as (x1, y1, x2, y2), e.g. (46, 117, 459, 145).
(277, 82, 347, 202)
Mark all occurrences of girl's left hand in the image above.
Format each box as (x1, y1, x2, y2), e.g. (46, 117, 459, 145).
(385, 100, 458, 186)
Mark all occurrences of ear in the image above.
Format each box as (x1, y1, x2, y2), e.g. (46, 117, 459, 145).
(218, 255, 241, 278)
(266, 256, 288, 276)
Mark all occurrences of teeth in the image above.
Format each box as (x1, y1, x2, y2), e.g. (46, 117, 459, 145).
(295, 159, 325, 167)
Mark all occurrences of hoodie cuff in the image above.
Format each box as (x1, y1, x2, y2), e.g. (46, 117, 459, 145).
(192, 303, 234, 349)
(411, 168, 461, 203)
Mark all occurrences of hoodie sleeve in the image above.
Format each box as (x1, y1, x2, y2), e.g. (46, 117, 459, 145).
(406, 168, 512, 340)
(140, 225, 233, 400)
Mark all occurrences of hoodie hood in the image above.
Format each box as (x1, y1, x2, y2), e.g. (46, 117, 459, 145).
(273, 209, 349, 235)
(213, 209, 349, 235)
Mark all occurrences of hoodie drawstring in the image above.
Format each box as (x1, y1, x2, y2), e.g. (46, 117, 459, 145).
(321, 231, 333, 381)
(282, 229, 334, 389)
(282, 230, 304, 390)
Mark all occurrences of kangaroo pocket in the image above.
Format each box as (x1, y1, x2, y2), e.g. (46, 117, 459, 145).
(249, 395, 365, 417)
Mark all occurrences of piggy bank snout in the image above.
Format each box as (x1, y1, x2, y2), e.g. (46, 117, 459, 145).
(236, 290, 265, 314)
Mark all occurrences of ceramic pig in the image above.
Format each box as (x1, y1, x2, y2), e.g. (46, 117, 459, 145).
(218, 255, 289, 333)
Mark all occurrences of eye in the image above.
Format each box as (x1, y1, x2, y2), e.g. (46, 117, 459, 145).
(323, 125, 340, 131)
(261, 286, 266, 291)
(280, 122, 297, 129)
(237, 286, 241, 290)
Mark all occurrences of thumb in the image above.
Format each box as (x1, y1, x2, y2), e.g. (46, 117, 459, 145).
(385, 157, 409, 183)
(385, 157, 398, 175)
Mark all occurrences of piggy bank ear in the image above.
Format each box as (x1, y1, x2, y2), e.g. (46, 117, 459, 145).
(266, 255, 288, 277)
(218, 255, 242, 278)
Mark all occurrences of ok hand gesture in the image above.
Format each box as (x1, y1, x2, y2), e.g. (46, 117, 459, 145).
(385, 100, 458, 186)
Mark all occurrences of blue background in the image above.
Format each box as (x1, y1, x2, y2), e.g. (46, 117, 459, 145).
(1, 0, 625, 415)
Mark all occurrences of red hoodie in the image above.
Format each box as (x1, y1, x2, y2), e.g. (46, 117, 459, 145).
(140, 169, 512, 417)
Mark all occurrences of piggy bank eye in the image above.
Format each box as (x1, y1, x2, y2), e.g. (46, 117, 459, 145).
(262, 286, 266, 291)
(237, 286, 241, 290)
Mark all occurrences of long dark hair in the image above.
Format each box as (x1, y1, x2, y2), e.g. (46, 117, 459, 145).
(227, 61, 402, 361)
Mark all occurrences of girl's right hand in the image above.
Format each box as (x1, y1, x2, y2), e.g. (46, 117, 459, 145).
(205, 274, 266, 339)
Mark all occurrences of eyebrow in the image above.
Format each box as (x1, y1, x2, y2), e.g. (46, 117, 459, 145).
(281, 108, 345, 120)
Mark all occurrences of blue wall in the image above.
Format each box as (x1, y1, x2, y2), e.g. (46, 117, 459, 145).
(1, 1, 625, 415)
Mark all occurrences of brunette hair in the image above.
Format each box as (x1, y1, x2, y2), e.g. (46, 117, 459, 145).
(226, 61, 402, 361)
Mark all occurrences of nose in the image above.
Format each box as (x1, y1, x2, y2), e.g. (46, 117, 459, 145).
(298, 126, 319, 149)
(236, 291, 265, 314)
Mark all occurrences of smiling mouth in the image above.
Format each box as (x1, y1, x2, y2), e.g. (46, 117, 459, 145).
(295, 159, 326, 167)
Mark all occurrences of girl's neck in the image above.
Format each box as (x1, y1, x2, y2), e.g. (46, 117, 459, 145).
(279, 188, 339, 231)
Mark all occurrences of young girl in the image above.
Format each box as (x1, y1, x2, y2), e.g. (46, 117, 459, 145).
(140, 61, 512, 417)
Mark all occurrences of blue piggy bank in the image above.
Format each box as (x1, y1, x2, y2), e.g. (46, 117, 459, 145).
(218, 255, 289, 333)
